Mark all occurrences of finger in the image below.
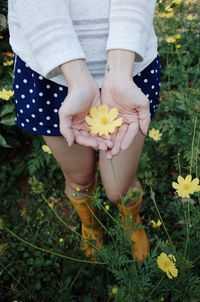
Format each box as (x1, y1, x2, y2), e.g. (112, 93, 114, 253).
(138, 104, 151, 136)
(74, 130, 98, 148)
(111, 124, 128, 156)
(59, 115, 75, 146)
(121, 123, 139, 151)
(106, 149, 113, 160)
(80, 130, 108, 151)
(97, 137, 113, 149)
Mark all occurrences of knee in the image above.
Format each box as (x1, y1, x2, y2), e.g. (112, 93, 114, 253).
(105, 178, 142, 204)
(105, 187, 127, 205)
(65, 171, 96, 191)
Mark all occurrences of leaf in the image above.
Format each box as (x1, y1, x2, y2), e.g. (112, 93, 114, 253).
(0, 134, 12, 148)
(0, 104, 15, 117)
(0, 114, 15, 126)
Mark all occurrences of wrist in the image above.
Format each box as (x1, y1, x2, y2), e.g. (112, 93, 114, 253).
(60, 59, 92, 88)
(104, 49, 135, 79)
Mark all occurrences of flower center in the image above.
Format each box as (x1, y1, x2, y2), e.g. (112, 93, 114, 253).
(101, 117, 109, 124)
(163, 261, 171, 269)
(183, 184, 190, 190)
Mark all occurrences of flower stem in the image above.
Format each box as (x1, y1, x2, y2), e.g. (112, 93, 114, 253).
(5, 226, 106, 265)
(150, 186, 176, 251)
(0, 262, 38, 302)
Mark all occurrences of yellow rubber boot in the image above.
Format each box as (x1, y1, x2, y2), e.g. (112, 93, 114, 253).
(65, 186, 103, 259)
(117, 183, 150, 263)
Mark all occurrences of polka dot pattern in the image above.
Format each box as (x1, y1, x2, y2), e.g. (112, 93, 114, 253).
(134, 55, 161, 120)
(13, 53, 161, 135)
(13, 53, 67, 136)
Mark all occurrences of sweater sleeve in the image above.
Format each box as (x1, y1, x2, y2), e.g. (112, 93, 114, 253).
(106, 0, 157, 62)
(14, 0, 86, 79)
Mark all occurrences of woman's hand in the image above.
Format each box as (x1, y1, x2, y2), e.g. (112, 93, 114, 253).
(101, 75, 150, 158)
(59, 60, 113, 150)
(100, 50, 150, 159)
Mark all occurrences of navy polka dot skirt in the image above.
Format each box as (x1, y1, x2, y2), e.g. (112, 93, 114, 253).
(13, 53, 161, 136)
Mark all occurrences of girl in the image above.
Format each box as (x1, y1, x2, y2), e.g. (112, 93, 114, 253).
(8, 0, 161, 262)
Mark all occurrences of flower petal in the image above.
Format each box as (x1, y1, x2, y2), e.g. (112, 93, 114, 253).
(191, 177, 199, 186)
(90, 107, 100, 118)
(169, 266, 178, 277)
(85, 116, 95, 126)
(113, 117, 123, 127)
(172, 182, 179, 189)
(185, 175, 192, 182)
(177, 175, 184, 185)
(99, 104, 109, 115)
(168, 254, 176, 262)
(109, 108, 119, 120)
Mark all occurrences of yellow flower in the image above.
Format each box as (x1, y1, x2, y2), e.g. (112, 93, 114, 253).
(20, 208, 27, 216)
(156, 12, 174, 18)
(176, 44, 181, 49)
(75, 187, 81, 192)
(3, 60, 14, 66)
(0, 35, 3, 39)
(151, 219, 162, 228)
(157, 252, 178, 279)
(165, 36, 176, 43)
(85, 104, 123, 136)
(148, 128, 162, 141)
(59, 238, 64, 243)
(175, 34, 181, 40)
(165, 5, 173, 12)
(105, 204, 110, 211)
(0, 89, 14, 100)
(172, 175, 200, 198)
(187, 14, 197, 21)
(42, 144, 52, 154)
(48, 202, 54, 209)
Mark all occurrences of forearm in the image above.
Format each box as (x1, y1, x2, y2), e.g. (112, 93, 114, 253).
(60, 59, 92, 88)
(104, 50, 135, 80)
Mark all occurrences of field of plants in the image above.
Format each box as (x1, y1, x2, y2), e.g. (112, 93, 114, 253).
(0, 0, 200, 301)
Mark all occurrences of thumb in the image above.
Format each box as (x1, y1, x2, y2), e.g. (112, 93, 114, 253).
(138, 104, 151, 136)
(59, 108, 75, 146)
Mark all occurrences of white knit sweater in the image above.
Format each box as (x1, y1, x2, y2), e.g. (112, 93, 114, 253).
(8, 0, 158, 88)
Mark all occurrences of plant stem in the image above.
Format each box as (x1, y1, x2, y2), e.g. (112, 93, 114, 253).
(150, 186, 176, 251)
(0, 262, 38, 302)
(5, 227, 106, 265)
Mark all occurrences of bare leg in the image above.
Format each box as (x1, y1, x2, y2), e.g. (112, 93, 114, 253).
(99, 130, 145, 203)
(42, 136, 96, 197)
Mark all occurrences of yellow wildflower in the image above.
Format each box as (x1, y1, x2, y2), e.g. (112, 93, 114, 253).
(148, 128, 162, 141)
(20, 208, 27, 216)
(165, 36, 176, 43)
(59, 238, 64, 243)
(42, 144, 52, 154)
(157, 252, 178, 279)
(187, 14, 197, 21)
(85, 104, 123, 136)
(75, 187, 81, 192)
(48, 202, 54, 209)
(151, 219, 162, 228)
(165, 5, 173, 12)
(105, 204, 110, 211)
(3, 60, 14, 66)
(172, 175, 200, 198)
(0, 35, 3, 39)
(175, 34, 181, 40)
(156, 12, 174, 18)
(0, 89, 14, 101)
(176, 44, 181, 49)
